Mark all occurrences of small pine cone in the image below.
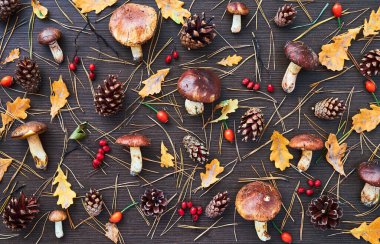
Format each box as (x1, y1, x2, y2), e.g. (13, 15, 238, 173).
(2, 192, 39, 231)
(274, 4, 297, 27)
(360, 49, 380, 77)
(94, 75, 125, 116)
(84, 188, 103, 217)
(307, 195, 343, 230)
(313, 97, 346, 120)
(15, 57, 41, 93)
(183, 135, 209, 164)
(205, 191, 230, 218)
(140, 188, 168, 217)
(0, 0, 19, 21)
(238, 107, 265, 142)
(180, 12, 216, 50)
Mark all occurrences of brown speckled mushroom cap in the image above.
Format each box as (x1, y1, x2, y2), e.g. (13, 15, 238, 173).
(284, 41, 319, 70)
(49, 210, 67, 222)
(38, 27, 62, 45)
(109, 3, 157, 47)
(235, 181, 282, 222)
(358, 161, 380, 187)
(227, 2, 249, 15)
(177, 69, 221, 103)
(11, 121, 47, 139)
(116, 134, 151, 147)
(289, 134, 324, 151)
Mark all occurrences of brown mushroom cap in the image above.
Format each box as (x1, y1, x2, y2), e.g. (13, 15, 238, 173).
(284, 41, 319, 70)
(227, 2, 249, 15)
(115, 134, 151, 147)
(109, 3, 157, 47)
(358, 161, 380, 187)
(49, 210, 67, 222)
(289, 134, 324, 151)
(38, 27, 62, 45)
(177, 69, 221, 103)
(235, 181, 282, 222)
(11, 121, 47, 139)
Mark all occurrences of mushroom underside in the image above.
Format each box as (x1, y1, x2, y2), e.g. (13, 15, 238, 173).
(231, 14, 242, 33)
(297, 150, 312, 172)
(130, 146, 143, 176)
(27, 134, 48, 170)
(361, 183, 380, 207)
(282, 61, 302, 93)
(185, 99, 204, 115)
(254, 221, 271, 241)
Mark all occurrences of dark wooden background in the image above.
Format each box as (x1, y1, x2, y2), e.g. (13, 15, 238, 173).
(0, 0, 379, 243)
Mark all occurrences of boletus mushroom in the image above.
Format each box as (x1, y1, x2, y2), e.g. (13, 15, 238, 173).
(38, 27, 63, 63)
(49, 210, 67, 238)
(11, 121, 48, 170)
(226, 2, 249, 33)
(358, 161, 380, 207)
(116, 134, 150, 176)
(289, 134, 323, 172)
(236, 181, 282, 241)
(109, 3, 157, 62)
(178, 69, 221, 115)
(282, 41, 318, 93)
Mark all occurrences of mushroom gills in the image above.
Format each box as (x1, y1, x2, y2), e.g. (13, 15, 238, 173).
(185, 99, 204, 115)
(297, 150, 312, 172)
(254, 221, 271, 241)
(55, 221, 64, 238)
(131, 46, 143, 62)
(49, 40, 64, 63)
(27, 134, 48, 170)
(361, 183, 380, 207)
(282, 62, 302, 93)
(231, 14, 242, 33)
(130, 146, 143, 176)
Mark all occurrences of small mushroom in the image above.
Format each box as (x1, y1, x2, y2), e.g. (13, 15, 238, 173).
(11, 121, 48, 170)
(109, 3, 157, 62)
(289, 134, 323, 172)
(282, 41, 319, 93)
(226, 2, 249, 33)
(358, 161, 380, 207)
(236, 181, 282, 241)
(178, 69, 221, 115)
(116, 134, 151, 176)
(38, 27, 63, 63)
(49, 210, 67, 238)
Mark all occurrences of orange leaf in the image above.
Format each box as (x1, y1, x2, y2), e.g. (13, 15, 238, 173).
(155, 0, 191, 25)
(1, 48, 20, 64)
(31, 0, 48, 19)
(138, 69, 170, 98)
(0, 97, 30, 134)
(217, 54, 243, 67)
(0, 158, 12, 182)
(200, 159, 224, 188)
(50, 75, 69, 119)
(73, 0, 117, 14)
(160, 141, 174, 168)
(352, 104, 380, 133)
(363, 7, 380, 37)
(325, 133, 347, 176)
(269, 131, 293, 171)
(350, 217, 380, 244)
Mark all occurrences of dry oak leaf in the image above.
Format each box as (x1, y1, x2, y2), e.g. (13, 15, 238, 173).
(352, 104, 380, 133)
(350, 217, 380, 244)
(155, 0, 191, 25)
(50, 75, 69, 120)
(319, 27, 361, 71)
(364, 7, 380, 37)
(105, 222, 119, 244)
(0, 97, 30, 134)
(1, 48, 20, 64)
(209, 99, 239, 123)
(200, 159, 224, 188)
(31, 0, 48, 19)
(160, 141, 174, 168)
(325, 133, 347, 176)
(217, 54, 243, 67)
(269, 130, 293, 171)
(0, 158, 12, 182)
(138, 68, 170, 98)
(52, 166, 76, 209)
(73, 0, 117, 14)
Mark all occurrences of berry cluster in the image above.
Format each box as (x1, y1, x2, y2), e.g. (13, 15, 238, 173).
(92, 139, 111, 169)
(69, 56, 80, 71)
(165, 49, 179, 64)
(88, 63, 96, 81)
(297, 179, 322, 196)
(177, 201, 203, 222)
(241, 78, 275, 93)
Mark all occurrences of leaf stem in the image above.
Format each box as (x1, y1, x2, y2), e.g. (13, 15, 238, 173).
(142, 102, 158, 113)
(121, 202, 138, 213)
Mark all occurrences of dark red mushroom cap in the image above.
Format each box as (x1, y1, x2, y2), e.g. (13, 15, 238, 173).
(358, 161, 380, 187)
(227, 2, 249, 15)
(38, 27, 62, 45)
(284, 41, 319, 70)
(177, 69, 221, 103)
(115, 134, 151, 147)
(289, 134, 324, 151)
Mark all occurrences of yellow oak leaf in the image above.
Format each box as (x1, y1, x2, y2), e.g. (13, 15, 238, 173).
(155, 0, 191, 25)
(0, 158, 12, 182)
(160, 141, 174, 168)
(319, 27, 361, 71)
(269, 131, 293, 171)
(138, 68, 170, 98)
(31, 0, 48, 19)
(53, 166, 76, 209)
(350, 217, 380, 244)
(217, 54, 243, 67)
(325, 133, 347, 176)
(50, 75, 69, 120)
(200, 159, 224, 188)
(209, 99, 239, 123)
(0, 97, 30, 134)
(105, 222, 119, 244)
(364, 7, 380, 37)
(73, 0, 117, 14)
(352, 104, 380, 133)
(1, 48, 20, 64)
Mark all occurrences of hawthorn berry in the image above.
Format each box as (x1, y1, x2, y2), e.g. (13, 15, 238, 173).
(190, 207, 197, 215)
(253, 83, 260, 91)
(172, 50, 179, 59)
(156, 110, 169, 123)
(306, 189, 314, 196)
(181, 201, 187, 209)
(281, 231, 293, 243)
(165, 54, 172, 64)
(69, 63, 77, 71)
(224, 129, 234, 142)
(102, 145, 111, 153)
(197, 206, 203, 215)
(187, 201, 193, 209)
(242, 77, 250, 86)
(307, 179, 314, 187)
(297, 187, 305, 194)
(99, 139, 107, 147)
(314, 179, 322, 187)
(247, 81, 254, 90)
(0, 76, 13, 87)
(178, 208, 185, 216)
(365, 80, 376, 93)
(89, 63, 96, 72)
(267, 84, 274, 93)
(192, 214, 199, 222)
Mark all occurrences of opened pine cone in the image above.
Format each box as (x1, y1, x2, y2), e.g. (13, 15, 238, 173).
(238, 107, 265, 142)
(94, 75, 125, 116)
(205, 191, 230, 218)
(313, 97, 346, 120)
(84, 188, 103, 217)
(360, 49, 380, 77)
(140, 188, 167, 217)
(274, 4, 297, 27)
(307, 195, 343, 230)
(15, 57, 41, 93)
(183, 135, 209, 164)
(0, 0, 19, 21)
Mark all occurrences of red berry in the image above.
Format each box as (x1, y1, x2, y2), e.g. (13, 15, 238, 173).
(365, 80, 376, 93)
(156, 110, 169, 123)
(307, 179, 314, 187)
(109, 211, 122, 223)
(89, 63, 95, 72)
(178, 208, 185, 216)
(187, 201, 193, 209)
(314, 179, 322, 187)
(172, 50, 179, 59)
(0, 76, 13, 87)
(102, 145, 111, 153)
(192, 214, 199, 222)
(73, 56, 80, 64)
(267, 84, 274, 93)
(224, 128, 234, 142)
(197, 206, 202, 215)
(89, 72, 96, 81)
(281, 231, 293, 243)
(98, 148, 104, 154)
(253, 83, 260, 91)
(242, 77, 250, 86)
(332, 2, 343, 17)
(297, 187, 305, 194)
(96, 153, 104, 161)
(69, 63, 77, 71)
(92, 159, 101, 168)
(247, 81, 254, 90)
(190, 207, 197, 215)
(165, 54, 172, 64)
(181, 201, 187, 209)
(306, 189, 314, 196)
(99, 139, 107, 147)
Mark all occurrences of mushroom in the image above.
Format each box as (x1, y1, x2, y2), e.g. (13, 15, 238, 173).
(116, 134, 151, 176)
(49, 210, 67, 238)
(226, 2, 249, 33)
(178, 69, 221, 115)
(236, 181, 282, 241)
(282, 41, 319, 93)
(109, 3, 157, 62)
(358, 161, 380, 207)
(289, 134, 323, 172)
(11, 121, 48, 170)
(38, 27, 63, 63)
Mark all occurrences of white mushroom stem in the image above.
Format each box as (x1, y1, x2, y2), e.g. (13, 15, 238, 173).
(297, 150, 312, 172)
(48, 41, 63, 63)
(27, 135, 48, 170)
(54, 221, 64, 238)
(231, 14, 242, 33)
(131, 45, 143, 62)
(185, 99, 204, 115)
(130, 146, 142, 176)
(282, 62, 302, 93)
(254, 221, 271, 241)
(361, 183, 380, 207)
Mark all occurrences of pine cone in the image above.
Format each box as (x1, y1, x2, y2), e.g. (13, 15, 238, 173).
(15, 57, 41, 93)
(307, 195, 343, 230)
(94, 75, 125, 116)
(274, 4, 297, 27)
(180, 13, 216, 50)
(0, 0, 19, 21)
(238, 107, 265, 142)
(140, 188, 167, 217)
(360, 49, 380, 77)
(313, 97, 346, 120)
(205, 191, 230, 218)
(84, 188, 103, 217)
(183, 135, 209, 164)
(2, 192, 39, 231)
